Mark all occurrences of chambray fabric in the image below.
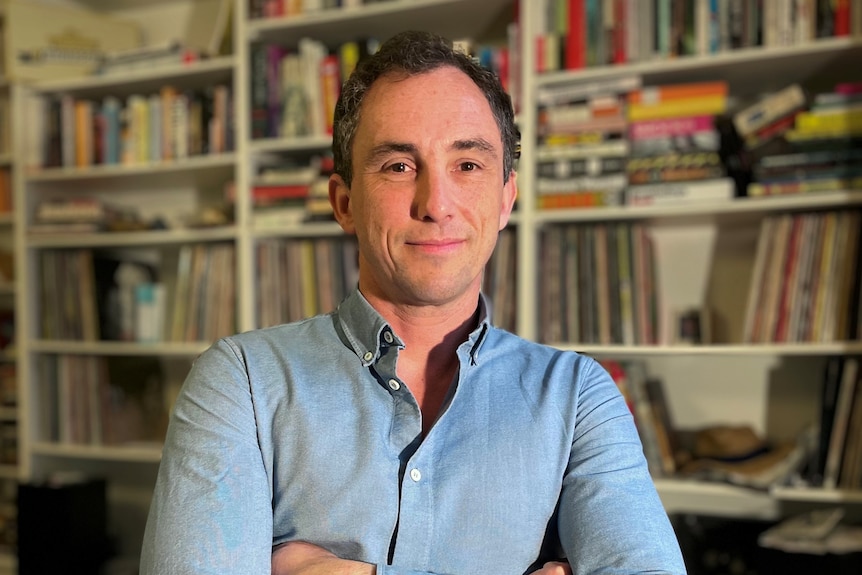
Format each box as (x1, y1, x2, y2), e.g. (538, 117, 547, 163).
(140, 289, 686, 575)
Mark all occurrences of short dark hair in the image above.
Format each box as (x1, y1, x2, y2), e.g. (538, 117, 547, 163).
(332, 30, 518, 188)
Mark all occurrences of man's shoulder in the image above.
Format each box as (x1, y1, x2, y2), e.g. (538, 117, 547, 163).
(485, 326, 597, 368)
(224, 313, 339, 350)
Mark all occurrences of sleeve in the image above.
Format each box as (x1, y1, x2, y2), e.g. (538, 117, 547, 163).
(556, 358, 687, 575)
(140, 339, 273, 575)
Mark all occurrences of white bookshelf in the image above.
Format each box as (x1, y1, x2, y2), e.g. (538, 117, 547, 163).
(0, 6, 19, 569)
(8, 0, 862, 570)
(517, 1, 862, 538)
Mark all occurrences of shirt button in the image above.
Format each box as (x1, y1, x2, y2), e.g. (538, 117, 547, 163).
(383, 331, 394, 344)
(363, 351, 373, 361)
(410, 468, 421, 482)
(388, 379, 401, 391)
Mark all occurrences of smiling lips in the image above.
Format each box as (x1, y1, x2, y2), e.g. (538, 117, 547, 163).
(406, 238, 465, 253)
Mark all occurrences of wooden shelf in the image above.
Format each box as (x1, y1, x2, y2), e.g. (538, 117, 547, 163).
(250, 135, 333, 154)
(31, 441, 162, 463)
(537, 36, 862, 98)
(28, 55, 236, 99)
(253, 220, 345, 239)
(29, 340, 212, 356)
(655, 478, 780, 520)
(247, 0, 513, 46)
(25, 152, 236, 183)
(772, 486, 862, 504)
(535, 191, 862, 225)
(27, 226, 237, 248)
(554, 342, 862, 357)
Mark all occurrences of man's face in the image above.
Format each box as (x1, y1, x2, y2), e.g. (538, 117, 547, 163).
(330, 66, 517, 309)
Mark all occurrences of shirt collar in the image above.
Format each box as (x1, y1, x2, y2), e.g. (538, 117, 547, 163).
(335, 288, 492, 366)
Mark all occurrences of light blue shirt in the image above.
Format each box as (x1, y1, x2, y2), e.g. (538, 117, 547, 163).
(140, 289, 686, 575)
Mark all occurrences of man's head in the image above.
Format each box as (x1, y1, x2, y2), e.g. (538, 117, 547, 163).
(327, 31, 518, 312)
(332, 30, 518, 189)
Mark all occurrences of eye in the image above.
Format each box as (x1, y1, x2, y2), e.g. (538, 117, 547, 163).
(387, 162, 410, 173)
(459, 162, 478, 171)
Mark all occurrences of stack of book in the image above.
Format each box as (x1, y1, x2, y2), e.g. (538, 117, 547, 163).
(732, 83, 807, 152)
(539, 221, 659, 346)
(243, 156, 332, 231)
(535, 75, 640, 210)
(624, 81, 736, 206)
(747, 82, 862, 197)
(742, 210, 862, 344)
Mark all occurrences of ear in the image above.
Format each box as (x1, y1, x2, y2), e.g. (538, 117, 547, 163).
(498, 170, 518, 231)
(329, 173, 356, 234)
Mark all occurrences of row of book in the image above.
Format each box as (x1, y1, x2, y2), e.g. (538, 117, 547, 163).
(39, 84, 234, 170)
(743, 210, 862, 344)
(536, 0, 862, 73)
(537, 75, 737, 209)
(257, 236, 359, 327)
(171, 243, 236, 342)
(738, 81, 862, 197)
(38, 244, 237, 344)
(482, 228, 517, 333)
(0, 92, 9, 158)
(0, 169, 11, 214)
(255, 228, 519, 331)
(602, 359, 825, 489)
(237, 154, 335, 225)
(539, 222, 659, 345)
(250, 34, 516, 141)
(810, 356, 862, 490)
(251, 39, 342, 140)
(37, 354, 169, 448)
(248, 0, 372, 19)
(601, 360, 678, 478)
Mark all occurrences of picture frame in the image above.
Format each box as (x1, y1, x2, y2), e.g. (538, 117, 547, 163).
(672, 307, 711, 345)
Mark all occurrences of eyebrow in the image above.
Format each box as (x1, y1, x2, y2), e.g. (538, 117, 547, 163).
(364, 138, 499, 165)
(452, 138, 498, 158)
(365, 141, 418, 166)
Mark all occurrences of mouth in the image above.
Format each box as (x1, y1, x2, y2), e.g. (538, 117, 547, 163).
(406, 239, 464, 254)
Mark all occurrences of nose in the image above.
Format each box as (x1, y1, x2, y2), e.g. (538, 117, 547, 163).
(412, 165, 454, 222)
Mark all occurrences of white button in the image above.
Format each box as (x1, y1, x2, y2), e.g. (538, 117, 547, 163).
(410, 468, 421, 482)
(363, 351, 373, 361)
(388, 379, 400, 391)
(383, 331, 394, 344)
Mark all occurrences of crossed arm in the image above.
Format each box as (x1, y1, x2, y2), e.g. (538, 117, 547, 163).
(271, 541, 572, 575)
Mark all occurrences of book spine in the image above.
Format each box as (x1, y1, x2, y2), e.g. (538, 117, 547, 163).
(733, 83, 806, 136)
(627, 94, 727, 121)
(538, 173, 628, 193)
(625, 177, 734, 204)
(537, 155, 627, 178)
(629, 114, 715, 139)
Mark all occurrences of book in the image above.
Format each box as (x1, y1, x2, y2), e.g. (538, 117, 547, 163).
(628, 80, 728, 104)
(823, 357, 859, 488)
(627, 95, 728, 122)
(630, 114, 716, 139)
(537, 156, 627, 179)
(748, 175, 862, 196)
(625, 177, 736, 205)
(733, 84, 807, 138)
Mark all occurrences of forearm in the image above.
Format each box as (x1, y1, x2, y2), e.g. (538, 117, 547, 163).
(272, 542, 570, 575)
(272, 541, 375, 575)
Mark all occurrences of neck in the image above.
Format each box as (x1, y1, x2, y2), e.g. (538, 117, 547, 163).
(361, 289, 481, 355)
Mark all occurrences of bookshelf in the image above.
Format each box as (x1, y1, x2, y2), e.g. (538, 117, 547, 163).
(10, 0, 862, 570)
(0, 2, 17, 573)
(0, 3, 18, 570)
(520, 0, 862, 542)
(9, 0, 519, 568)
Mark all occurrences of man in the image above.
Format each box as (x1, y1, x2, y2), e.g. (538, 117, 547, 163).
(140, 31, 686, 575)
